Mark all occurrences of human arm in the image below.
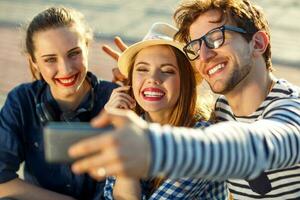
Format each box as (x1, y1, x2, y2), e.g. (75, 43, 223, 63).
(145, 98, 300, 180)
(69, 98, 300, 181)
(0, 88, 75, 200)
(103, 86, 140, 199)
(0, 178, 75, 200)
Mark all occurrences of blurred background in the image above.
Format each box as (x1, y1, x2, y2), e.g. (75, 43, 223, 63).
(0, 0, 299, 108)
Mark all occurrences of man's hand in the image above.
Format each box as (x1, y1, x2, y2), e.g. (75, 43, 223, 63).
(102, 37, 128, 83)
(68, 109, 151, 181)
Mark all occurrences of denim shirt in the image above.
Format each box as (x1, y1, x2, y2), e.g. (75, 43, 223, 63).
(0, 72, 117, 200)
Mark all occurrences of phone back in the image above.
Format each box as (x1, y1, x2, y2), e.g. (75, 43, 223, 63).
(44, 122, 113, 163)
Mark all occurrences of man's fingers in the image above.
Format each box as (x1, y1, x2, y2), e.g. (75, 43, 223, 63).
(90, 110, 113, 128)
(68, 131, 114, 158)
(86, 161, 125, 181)
(71, 146, 120, 175)
(114, 36, 128, 52)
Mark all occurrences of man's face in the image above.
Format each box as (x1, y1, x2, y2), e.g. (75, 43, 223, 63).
(189, 9, 253, 95)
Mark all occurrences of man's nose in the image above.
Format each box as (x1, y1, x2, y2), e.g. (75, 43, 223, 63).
(198, 43, 216, 63)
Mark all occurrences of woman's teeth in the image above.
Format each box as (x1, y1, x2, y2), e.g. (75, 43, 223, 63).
(143, 91, 164, 97)
(59, 76, 76, 83)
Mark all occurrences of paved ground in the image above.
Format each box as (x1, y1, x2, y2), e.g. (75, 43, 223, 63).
(0, 0, 299, 108)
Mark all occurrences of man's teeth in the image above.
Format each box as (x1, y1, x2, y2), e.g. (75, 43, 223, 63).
(143, 91, 164, 97)
(59, 76, 76, 83)
(208, 63, 224, 75)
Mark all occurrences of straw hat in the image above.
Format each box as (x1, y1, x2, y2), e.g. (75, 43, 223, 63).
(117, 22, 202, 84)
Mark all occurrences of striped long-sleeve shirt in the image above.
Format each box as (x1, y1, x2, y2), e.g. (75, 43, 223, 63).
(147, 79, 300, 199)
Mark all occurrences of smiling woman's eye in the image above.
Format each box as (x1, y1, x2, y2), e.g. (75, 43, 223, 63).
(161, 68, 176, 74)
(44, 57, 57, 63)
(161, 66, 177, 74)
(135, 66, 148, 72)
(68, 50, 81, 58)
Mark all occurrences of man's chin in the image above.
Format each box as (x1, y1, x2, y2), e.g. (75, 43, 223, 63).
(212, 89, 226, 95)
(209, 83, 227, 95)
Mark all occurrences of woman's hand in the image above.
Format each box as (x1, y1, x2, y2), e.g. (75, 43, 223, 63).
(104, 86, 136, 111)
(102, 36, 128, 83)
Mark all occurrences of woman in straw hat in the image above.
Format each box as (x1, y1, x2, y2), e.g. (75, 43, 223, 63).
(98, 22, 228, 199)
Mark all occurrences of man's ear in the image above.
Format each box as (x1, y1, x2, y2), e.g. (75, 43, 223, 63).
(251, 31, 269, 57)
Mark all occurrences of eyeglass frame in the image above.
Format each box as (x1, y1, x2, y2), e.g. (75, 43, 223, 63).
(183, 25, 248, 61)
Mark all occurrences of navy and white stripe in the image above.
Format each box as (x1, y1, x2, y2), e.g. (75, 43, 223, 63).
(147, 79, 300, 199)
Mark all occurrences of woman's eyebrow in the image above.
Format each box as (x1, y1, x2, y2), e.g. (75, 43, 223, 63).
(160, 63, 178, 68)
(41, 53, 56, 58)
(67, 47, 80, 53)
(135, 61, 150, 66)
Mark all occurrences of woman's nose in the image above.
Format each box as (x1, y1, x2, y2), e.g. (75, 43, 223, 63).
(59, 58, 73, 74)
(146, 71, 162, 85)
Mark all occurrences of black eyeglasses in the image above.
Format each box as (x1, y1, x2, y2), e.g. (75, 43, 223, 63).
(183, 25, 247, 61)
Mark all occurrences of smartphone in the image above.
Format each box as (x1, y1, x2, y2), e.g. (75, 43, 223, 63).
(43, 122, 113, 163)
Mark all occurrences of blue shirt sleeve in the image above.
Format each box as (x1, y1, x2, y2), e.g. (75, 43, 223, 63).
(0, 87, 25, 183)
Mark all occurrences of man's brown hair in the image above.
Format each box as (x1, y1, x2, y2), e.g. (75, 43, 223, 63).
(174, 0, 272, 70)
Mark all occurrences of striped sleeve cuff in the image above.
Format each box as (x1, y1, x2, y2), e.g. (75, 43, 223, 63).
(147, 123, 205, 178)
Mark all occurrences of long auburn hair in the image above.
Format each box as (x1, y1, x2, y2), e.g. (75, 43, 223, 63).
(125, 45, 212, 193)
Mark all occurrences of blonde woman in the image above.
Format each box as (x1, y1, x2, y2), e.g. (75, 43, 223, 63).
(0, 7, 117, 199)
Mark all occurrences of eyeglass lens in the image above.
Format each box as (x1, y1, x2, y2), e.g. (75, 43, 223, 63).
(185, 28, 224, 60)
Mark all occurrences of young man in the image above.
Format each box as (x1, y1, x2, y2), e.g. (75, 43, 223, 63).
(69, 0, 300, 199)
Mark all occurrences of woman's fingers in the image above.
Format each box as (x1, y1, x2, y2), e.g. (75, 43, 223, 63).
(102, 36, 128, 61)
(101, 36, 128, 83)
(112, 68, 127, 83)
(114, 36, 128, 52)
(102, 45, 120, 61)
(105, 86, 136, 110)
